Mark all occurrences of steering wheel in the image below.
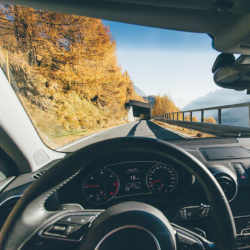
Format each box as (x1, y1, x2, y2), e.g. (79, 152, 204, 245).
(0, 137, 236, 250)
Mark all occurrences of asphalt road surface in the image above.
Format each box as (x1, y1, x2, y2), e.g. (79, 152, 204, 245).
(60, 120, 184, 152)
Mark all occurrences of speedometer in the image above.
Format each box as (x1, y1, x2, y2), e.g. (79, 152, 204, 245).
(82, 168, 120, 205)
(146, 163, 178, 193)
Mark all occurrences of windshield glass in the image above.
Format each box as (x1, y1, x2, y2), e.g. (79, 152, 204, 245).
(0, 5, 249, 150)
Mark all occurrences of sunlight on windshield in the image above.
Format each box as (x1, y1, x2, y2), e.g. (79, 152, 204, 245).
(0, 5, 248, 149)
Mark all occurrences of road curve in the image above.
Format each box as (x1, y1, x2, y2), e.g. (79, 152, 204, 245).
(60, 120, 184, 152)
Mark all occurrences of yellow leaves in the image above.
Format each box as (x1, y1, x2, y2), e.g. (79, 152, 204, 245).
(184, 115, 198, 122)
(0, 5, 146, 147)
(204, 117, 216, 124)
(152, 95, 179, 116)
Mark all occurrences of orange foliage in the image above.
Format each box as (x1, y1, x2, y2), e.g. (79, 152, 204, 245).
(204, 117, 216, 124)
(184, 115, 198, 122)
(152, 95, 180, 116)
(0, 5, 143, 147)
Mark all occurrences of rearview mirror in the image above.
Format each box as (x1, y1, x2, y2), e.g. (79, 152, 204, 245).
(212, 53, 250, 94)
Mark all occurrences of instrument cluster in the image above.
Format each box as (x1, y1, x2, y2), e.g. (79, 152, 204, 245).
(81, 161, 183, 206)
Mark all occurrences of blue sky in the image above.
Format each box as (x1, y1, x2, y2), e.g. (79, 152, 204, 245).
(103, 20, 220, 108)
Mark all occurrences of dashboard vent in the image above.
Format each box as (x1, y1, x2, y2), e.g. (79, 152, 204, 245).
(33, 170, 46, 180)
(215, 174, 237, 202)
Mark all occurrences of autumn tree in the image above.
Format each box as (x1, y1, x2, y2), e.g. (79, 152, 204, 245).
(152, 95, 180, 117)
(184, 115, 198, 122)
(204, 117, 216, 124)
(0, 4, 143, 146)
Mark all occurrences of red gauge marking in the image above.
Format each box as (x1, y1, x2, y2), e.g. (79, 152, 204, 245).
(151, 179, 161, 184)
(113, 181, 120, 194)
(113, 181, 119, 187)
(84, 184, 100, 188)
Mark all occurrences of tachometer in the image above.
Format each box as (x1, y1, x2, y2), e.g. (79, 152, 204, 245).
(146, 163, 178, 193)
(82, 168, 120, 205)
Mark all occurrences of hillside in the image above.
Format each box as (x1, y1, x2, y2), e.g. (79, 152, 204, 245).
(0, 5, 144, 148)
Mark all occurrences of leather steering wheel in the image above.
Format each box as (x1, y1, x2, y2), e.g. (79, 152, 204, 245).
(0, 137, 236, 250)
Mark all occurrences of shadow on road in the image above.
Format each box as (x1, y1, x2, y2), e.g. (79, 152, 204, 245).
(146, 120, 182, 141)
(127, 121, 141, 136)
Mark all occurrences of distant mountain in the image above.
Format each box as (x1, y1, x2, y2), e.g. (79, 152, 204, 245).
(184, 89, 250, 127)
(134, 85, 146, 97)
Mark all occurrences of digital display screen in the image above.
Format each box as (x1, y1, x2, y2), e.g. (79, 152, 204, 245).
(117, 167, 148, 196)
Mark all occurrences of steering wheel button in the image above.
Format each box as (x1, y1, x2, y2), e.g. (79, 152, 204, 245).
(44, 224, 68, 237)
(65, 224, 82, 235)
(60, 215, 93, 225)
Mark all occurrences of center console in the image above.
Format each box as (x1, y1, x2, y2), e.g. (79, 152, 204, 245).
(235, 215, 250, 249)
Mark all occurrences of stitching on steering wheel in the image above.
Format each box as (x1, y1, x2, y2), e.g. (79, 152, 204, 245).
(42, 169, 81, 209)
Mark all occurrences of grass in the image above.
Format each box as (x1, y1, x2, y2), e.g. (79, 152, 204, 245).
(44, 120, 127, 148)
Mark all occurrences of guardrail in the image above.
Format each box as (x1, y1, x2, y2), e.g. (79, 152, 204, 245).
(154, 118, 250, 137)
(154, 101, 250, 137)
(163, 101, 250, 126)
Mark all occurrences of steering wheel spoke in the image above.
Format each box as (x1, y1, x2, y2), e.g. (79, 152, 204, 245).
(23, 209, 104, 250)
(173, 223, 216, 250)
(40, 210, 103, 241)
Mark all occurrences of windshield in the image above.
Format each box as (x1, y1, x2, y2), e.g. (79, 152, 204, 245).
(0, 5, 249, 150)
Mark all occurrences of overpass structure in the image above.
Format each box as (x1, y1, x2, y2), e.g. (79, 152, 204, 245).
(154, 102, 250, 137)
(126, 100, 151, 121)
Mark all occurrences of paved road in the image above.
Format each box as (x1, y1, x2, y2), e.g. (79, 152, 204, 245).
(60, 120, 184, 152)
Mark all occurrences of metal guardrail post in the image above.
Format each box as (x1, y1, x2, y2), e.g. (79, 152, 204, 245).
(183, 112, 185, 121)
(201, 110, 204, 123)
(218, 108, 222, 124)
(190, 112, 192, 122)
(177, 112, 179, 120)
(248, 105, 250, 127)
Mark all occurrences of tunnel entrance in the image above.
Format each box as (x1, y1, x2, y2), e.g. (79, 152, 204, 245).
(126, 100, 151, 120)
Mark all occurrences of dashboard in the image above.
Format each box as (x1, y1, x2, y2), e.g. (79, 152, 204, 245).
(54, 138, 250, 221)
(1, 137, 250, 240)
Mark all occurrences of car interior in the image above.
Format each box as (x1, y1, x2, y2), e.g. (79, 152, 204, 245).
(1, 1, 250, 250)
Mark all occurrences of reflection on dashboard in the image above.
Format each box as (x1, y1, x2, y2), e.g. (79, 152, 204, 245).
(81, 161, 182, 206)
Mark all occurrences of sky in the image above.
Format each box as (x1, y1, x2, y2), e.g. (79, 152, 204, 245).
(103, 20, 221, 108)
